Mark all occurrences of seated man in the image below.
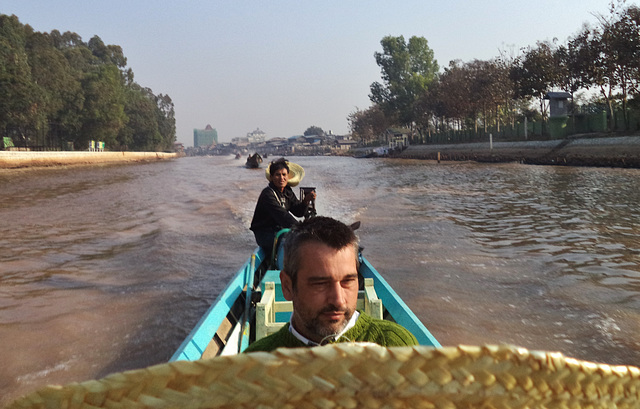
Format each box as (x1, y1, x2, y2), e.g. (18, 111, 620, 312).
(245, 216, 417, 352)
(250, 158, 315, 255)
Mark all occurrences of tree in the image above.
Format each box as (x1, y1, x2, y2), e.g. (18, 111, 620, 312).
(414, 83, 441, 140)
(0, 13, 175, 151)
(155, 93, 176, 150)
(304, 126, 324, 136)
(436, 60, 473, 129)
(369, 35, 439, 138)
(118, 85, 161, 151)
(88, 35, 127, 68)
(563, 2, 640, 131)
(25, 29, 84, 148)
(596, 2, 640, 128)
(80, 64, 127, 149)
(430, 59, 512, 136)
(348, 105, 390, 144)
(469, 59, 513, 132)
(0, 15, 45, 145)
(510, 41, 561, 120)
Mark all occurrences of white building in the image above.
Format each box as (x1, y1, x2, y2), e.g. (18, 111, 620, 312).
(247, 128, 266, 144)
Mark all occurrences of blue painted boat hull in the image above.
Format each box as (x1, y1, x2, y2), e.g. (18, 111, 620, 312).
(171, 247, 439, 362)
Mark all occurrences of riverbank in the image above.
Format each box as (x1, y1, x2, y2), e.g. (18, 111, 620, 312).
(0, 151, 180, 169)
(393, 135, 640, 168)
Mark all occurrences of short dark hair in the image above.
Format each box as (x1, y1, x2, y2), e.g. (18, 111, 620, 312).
(282, 216, 360, 289)
(269, 158, 289, 176)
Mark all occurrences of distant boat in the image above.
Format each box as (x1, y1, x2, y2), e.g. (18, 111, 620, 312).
(245, 153, 263, 168)
(235, 153, 241, 159)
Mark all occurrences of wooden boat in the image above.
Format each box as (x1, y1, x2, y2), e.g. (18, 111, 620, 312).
(245, 153, 263, 168)
(171, 246, 440, 361)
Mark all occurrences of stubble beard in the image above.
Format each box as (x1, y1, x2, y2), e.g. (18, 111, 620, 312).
(302, 305, 355, 342)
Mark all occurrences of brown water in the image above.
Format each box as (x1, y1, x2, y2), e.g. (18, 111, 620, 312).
(1, 156, 639, 405)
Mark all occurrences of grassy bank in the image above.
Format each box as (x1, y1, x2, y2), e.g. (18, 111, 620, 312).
(0, 151, 180, 169)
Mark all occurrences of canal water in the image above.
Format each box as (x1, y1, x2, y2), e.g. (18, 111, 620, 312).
(1, 156, 639, 404)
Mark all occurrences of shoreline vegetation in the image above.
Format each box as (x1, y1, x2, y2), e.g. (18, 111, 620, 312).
(1, 14, 176, 154)
(350, 6, 640, 164)
(0, 151, 180, 169)
(5, 8, 640, 171)
(2, 134, 639, 170)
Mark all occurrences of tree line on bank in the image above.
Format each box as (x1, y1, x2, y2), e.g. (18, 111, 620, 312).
(349, 1, 640, 144)
(0, 14, 176, 151)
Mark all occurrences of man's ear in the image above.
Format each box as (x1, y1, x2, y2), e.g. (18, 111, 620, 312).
(280, 270, 293, 301)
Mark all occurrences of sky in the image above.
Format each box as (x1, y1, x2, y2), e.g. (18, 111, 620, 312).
(3, 0, 625, 146)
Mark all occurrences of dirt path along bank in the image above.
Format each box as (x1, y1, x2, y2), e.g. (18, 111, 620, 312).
(395, 135, 640, 168)
(0, 151, 179, 169)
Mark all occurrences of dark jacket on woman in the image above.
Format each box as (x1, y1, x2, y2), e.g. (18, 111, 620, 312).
(250, 182, 308, 251)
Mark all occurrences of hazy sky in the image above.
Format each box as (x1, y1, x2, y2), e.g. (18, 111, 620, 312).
(3, 1, 622, 145)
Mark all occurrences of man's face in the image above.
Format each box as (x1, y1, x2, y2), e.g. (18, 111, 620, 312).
(281, 241, 359, 343)
(271, 168, 289, 192)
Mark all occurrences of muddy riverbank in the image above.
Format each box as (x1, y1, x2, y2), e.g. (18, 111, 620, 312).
(394, 135, 640, 168)
(0, 151, 180, 169)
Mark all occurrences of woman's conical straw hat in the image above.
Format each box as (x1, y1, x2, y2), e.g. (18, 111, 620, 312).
(7, 344, 640, 409)
(265, 160, 305, 187)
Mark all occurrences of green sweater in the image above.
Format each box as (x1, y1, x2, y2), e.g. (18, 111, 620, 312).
(244, 311, 418, 353)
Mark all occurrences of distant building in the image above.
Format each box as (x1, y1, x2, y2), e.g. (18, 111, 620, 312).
(194, 124, 218, 147)
(247, 128, 266, 144)
(384, 128, 410, 148)
(231, 136, 250, 147)
(335, 137, 358, 150)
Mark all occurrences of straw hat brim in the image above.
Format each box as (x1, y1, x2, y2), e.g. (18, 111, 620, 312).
(8, 344, 640, 409)
(265, 161, 305, 187)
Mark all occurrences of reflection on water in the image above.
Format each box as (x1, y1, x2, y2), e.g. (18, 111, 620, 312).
(1, 157, 639, 404)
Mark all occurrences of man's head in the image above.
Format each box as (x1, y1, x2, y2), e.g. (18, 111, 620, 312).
(269, 158, 289, 191)
(280, 216, 360, 343)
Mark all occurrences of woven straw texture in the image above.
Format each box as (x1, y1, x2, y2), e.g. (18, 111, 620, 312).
(7, 344, 640, 409)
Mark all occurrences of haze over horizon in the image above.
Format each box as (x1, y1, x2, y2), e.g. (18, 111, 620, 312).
(3, 1, 622, 146)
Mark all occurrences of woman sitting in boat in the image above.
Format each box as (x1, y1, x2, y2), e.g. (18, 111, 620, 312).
(245, 216, 417, 352)
(250, 158, 316, 254)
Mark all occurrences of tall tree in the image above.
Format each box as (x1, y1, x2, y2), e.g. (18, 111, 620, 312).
(0, 15, 44, 145)
(155, 93, 176, 150)
(118, 85, 161, 151)
(25, 29, 84, 148)
(0, 13, 175, 151)
(510, 41, 561, 120)
(596, 2, 640, 127)
(369, 35, 438, 138)
(436, 60, 472, 131)
(414, 83, 441, 140)
(470, 59, 513, 132)
(88, 35, 127, 68)
(80, 64, 127, 149)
